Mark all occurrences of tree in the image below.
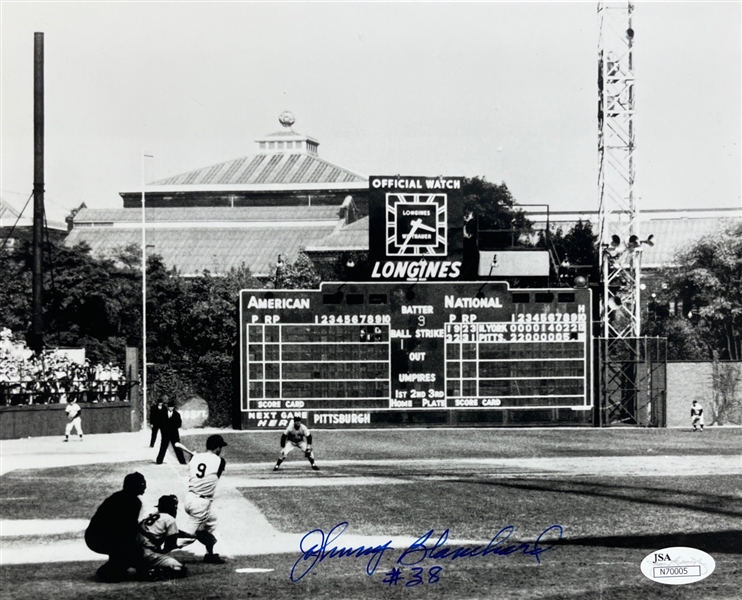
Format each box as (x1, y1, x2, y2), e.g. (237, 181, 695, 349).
(648, 222, 742, 360)
(458, 177, 532, 280)
(273, 251, 321, 290)
(2, 235, 267, 426)
(0, 244, 31, 336)
(144, 259, 264, 426)
(1, 238, 142, 365)
(462, 176, 528, 232)
(709, 360, 742, 425)
(539, 219, 600, 286)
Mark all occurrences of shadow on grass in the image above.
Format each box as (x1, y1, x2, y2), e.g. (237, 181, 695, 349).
(553, 529, 742, 555)
(442, 476, 742, 519)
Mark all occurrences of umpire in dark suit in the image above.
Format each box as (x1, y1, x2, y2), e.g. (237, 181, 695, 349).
(149, 399, 167, 448)
(85, 472, 146, 582)
(156, 400, 187, 464)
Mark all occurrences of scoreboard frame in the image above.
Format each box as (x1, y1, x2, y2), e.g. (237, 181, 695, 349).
(239, 281, 593, 430)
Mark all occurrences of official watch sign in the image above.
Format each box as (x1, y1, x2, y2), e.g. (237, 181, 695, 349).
(368, 176, 464, 281)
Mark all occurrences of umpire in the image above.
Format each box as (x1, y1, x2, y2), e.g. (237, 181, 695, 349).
(149, 398, 167, 448)
(85, 472, 147, 582)
(156, 400, 187, 465)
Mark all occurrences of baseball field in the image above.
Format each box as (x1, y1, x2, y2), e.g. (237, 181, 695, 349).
(1, 426, 740, 599)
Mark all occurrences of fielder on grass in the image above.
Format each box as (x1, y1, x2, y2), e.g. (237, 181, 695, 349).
(273, 416, 320, 472)
(691, 400, 705, 431)
(174, 435, 228, 564)
(63, 397, 83, 442)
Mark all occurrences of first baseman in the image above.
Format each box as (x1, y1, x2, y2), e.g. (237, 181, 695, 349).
(176, 434, 228, 564)
(273, 416, 319, 472)
(64, 398, 83, 442)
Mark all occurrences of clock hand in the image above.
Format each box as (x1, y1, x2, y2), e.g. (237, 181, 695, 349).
(414, 221, 436, 233)
(398, 219, 422, 253)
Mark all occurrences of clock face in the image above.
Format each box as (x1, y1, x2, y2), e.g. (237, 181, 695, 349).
(386, 193, 447, 256)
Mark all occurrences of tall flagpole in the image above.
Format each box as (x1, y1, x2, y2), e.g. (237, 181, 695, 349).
(141, 152, 152, 430)
(31, 32, 45, 354)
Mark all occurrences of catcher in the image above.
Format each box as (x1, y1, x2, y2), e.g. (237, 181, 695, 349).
(273, 416, 319, 472)
(136, 494, 194, 581)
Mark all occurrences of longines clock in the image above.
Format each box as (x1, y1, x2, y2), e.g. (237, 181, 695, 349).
(385, 193, 447, 256)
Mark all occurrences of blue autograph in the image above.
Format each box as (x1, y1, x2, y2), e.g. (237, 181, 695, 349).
(397, 524, 563, 566)
(290, 522, 563, 582)
(291, 522, 394, 582)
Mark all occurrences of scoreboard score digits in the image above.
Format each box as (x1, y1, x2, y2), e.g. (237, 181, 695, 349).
(240, 282, 592, 429)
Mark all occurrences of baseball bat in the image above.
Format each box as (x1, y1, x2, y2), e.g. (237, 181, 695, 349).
(174, 442, 194, 455)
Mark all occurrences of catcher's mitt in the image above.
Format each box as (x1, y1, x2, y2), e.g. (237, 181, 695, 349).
(304, 447, 313, 458)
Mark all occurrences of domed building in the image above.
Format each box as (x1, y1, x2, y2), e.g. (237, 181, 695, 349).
(66, 113, 368, 277)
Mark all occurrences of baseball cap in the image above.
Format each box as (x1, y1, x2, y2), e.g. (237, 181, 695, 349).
(156, 494, 178, 512)
(293, 416, 302, 422)
(206, 434, 228, 450)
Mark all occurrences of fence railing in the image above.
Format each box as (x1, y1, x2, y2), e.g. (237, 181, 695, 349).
(0, 380, 137, 406)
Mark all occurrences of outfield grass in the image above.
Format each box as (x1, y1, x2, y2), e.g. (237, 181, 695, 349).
(2, 428, 740, 599)
(181, 427, 741, 463)
(241, 475, 742, 543)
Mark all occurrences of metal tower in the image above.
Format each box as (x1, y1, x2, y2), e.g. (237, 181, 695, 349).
(596, 3, 666, 430)
(597, 2, 640, 338)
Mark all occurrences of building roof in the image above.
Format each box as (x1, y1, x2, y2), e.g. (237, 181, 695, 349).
(0, 196, 23, 224)
(142, 116, 366, 191)
(66, 225, 336, 277)
(1, 196, 66, 231)
(150, 154, 365, 188)
(305, 216, 370, 251)
(638, 217, 740, 268)
(73, 205, 345, 224)
(524, 208, 740, 269)
(67, 203, 351, 276)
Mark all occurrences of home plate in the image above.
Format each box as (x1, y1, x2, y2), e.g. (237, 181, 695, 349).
(235, 568, 275, 573)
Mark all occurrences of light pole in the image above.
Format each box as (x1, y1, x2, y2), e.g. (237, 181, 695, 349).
(141, 152, 153, 431)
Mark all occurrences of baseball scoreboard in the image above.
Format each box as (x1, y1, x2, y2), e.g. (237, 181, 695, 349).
(239, 282, 593, 429)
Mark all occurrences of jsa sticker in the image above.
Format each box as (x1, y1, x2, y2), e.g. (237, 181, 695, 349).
(641, 547, 715, 585)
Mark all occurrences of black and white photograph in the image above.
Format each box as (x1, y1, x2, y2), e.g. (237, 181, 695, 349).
(1, 1, 740, 599)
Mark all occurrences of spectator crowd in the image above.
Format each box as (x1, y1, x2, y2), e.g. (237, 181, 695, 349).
(0, 328, 132, 406)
